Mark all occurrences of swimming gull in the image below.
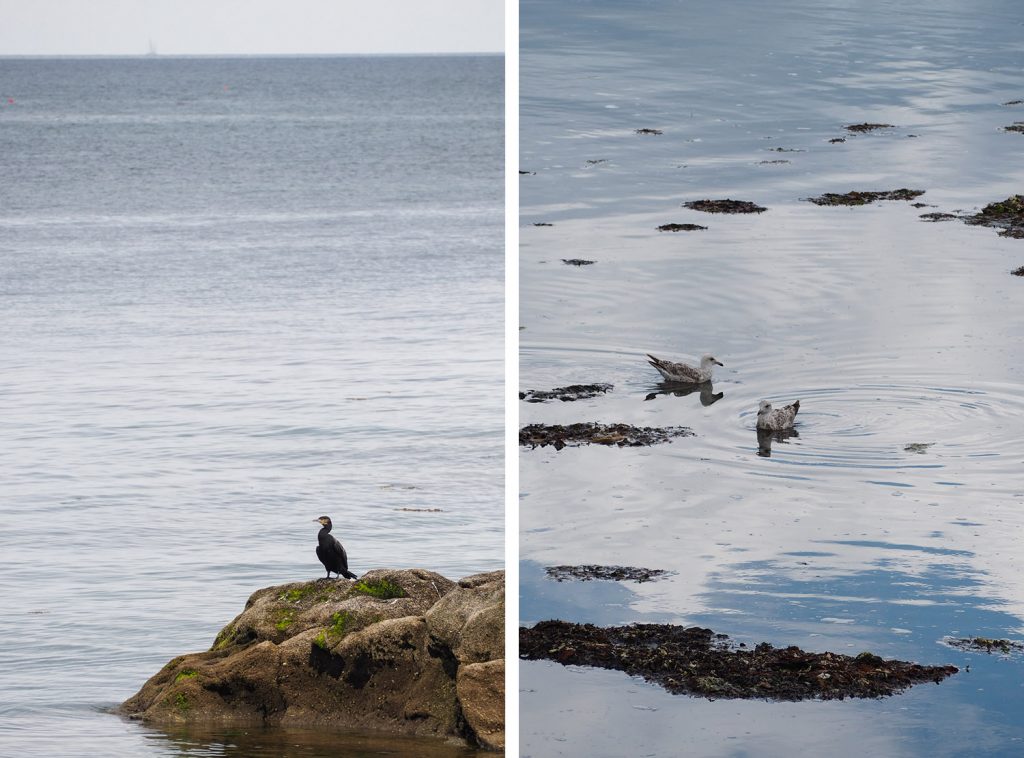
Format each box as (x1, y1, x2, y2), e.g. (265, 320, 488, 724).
(756, 399, 800, 431)
(646, 353, 723, 383)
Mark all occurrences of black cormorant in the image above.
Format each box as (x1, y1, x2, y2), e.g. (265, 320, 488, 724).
(314, 516, 358, 579)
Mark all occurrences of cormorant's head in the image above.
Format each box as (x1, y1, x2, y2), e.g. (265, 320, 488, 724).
(315, 516, 333, 529)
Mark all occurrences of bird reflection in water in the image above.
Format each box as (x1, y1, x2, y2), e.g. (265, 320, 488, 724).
(757, 427, 799, 457)
(644, 381, 723, 406)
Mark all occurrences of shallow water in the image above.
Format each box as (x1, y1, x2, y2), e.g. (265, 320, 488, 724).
(520, 1, 1024, 754)
(0, 56, 501, 756)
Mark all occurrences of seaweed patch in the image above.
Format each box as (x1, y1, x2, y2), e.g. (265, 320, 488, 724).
(521, 620, 958, 701)
(545, 565, 671, 583)
(519, 422, 694, 449)
(683, 199, 767, 214)
(806, 189, 924, 206)
(520, 384, 613, 403)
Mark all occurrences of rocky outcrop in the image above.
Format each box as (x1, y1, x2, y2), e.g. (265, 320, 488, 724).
(120, 568, 504, 751)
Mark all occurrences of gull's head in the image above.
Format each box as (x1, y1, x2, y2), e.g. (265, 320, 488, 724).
(758, 400, 772, 415)
(701, 354, 724, 368)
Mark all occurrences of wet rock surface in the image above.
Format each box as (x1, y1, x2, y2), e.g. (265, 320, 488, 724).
(635, 128, 663, 135)
(562, 258, 595, 266)
(1013, 266, 1024, 277)
(828, 137, 847, 143)
(657, 223, 708, 232)
(120, 569, 505, 751)
(1003, 123, 1024, 133)
(806, 189, 925, 206)
(520, 384, 613, 403)
(520, 621, 958, 701)
(519, 422, 695, 449)
(844, 122, 895, 132)
(683, 199, 767, 214)
(963, 195, 1024, 238)
(920, 212, 958, 222)
(544, 565, 671, 583)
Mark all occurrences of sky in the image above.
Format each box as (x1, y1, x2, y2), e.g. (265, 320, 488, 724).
(0, 0, 504, 55)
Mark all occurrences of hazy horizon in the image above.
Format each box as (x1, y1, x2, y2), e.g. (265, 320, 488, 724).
(0, 0, 504, 56)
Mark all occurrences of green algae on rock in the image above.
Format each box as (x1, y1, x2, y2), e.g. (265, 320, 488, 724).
(520, 620, 958, 701)
(120, 569, 505, 752)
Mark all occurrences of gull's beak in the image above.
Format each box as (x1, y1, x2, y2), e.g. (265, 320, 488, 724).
(714, 359, 724, 366)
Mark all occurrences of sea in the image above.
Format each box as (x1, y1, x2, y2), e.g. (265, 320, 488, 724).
(0, 55, 502, 757)
(519, 1, 1024, 756)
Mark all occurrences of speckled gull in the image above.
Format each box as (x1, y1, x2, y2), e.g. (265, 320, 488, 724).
(756, 399, 800, 431)
(646, 353, 723, 383)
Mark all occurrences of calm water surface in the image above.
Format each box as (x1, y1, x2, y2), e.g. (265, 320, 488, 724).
(520, 2, 1024, 755)
(0, 56, 502, 757)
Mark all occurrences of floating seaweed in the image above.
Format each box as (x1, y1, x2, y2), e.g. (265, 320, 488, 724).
(806, 189, 925, 206)
(545, 565, 671, 583)
(519, 422, 694, 450)
(963, 195, 1024, 238)
(683, 199, 767, 214)
(520, 384, 613, 403)
(657, 223, 707, 232)
(844, 122, 895, 132)
(947, 637, 1024, 655)
(521, 620, 958, 701)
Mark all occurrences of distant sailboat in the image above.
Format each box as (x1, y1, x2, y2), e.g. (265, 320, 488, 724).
(147, 39, 158, 57)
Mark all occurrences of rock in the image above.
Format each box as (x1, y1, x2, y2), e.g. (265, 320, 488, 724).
(425, 571, 504, 665)
(120, 568, 504, 751)
(457, 660, 505, 751)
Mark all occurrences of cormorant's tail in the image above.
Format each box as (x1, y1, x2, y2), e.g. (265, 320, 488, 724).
(343, 570, 358, 580)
